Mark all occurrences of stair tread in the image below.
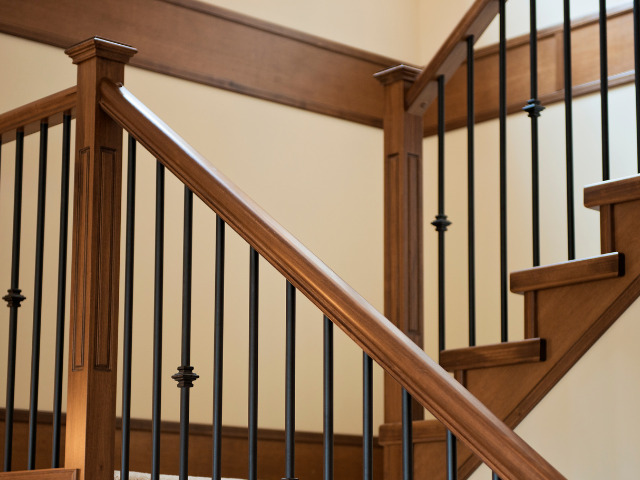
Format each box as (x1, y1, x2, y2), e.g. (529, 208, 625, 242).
(510, 252, 624, 294)
(439, 338, 545, 372)
(584, 173, 640, 209)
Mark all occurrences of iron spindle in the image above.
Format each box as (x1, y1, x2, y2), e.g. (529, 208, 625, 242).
(401, 388, 413, 480)
(249, 247, 259, 480)
(172, 186, 199, 480)
(152, 161, 165, 480)
(493, 473, 500, 480)
(432, 74, 451, 355)
(324, 316, 334, 480)
(3, 130, 26, 472)
(524, 0, 545, 268)
(52, 114, 71, 467)
(447, 431, 457, 480)
(363, 353, 373, 480)
(467, 35, 476, 347)
(499, 0, 508, 342)
(121, 135, 137, 480)
(27, 122, 48, 469)
(284, 281, 297, 480)
(600, 0, 610, 180)
(564, 0, 576, 260)
(213, 215, 225, 480)
(635, 0, 640, 172)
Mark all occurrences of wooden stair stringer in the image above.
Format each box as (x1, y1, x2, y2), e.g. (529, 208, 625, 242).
(407, 196, 640, 480)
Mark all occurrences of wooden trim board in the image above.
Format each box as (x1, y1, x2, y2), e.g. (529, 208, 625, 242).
(0, 1, 634, 138)
(439, 339, 545, 371)
(0, 470, 77, 480)
(0, 409, 381, 480)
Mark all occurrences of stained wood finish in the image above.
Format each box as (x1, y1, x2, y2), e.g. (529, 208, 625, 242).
(600, 205, 616, 254)
(383, 175, 640, 480)
(0, 0, 405, 129)
(585, 173, 640, 209)
(0, 87, 76, 144)
(510, 253, 624, 294)
(439, 339, 545, 372)
(524, 292, 537, 339)
(374, 65, 425, 424)
(63, 38, 136, 480)
(97, 78, 564, 480)
(405, 0, 500, 115)
(0, 470, 77, 480)
(0, 409, 379, 480)
(379, 420, 446, 446)
(422, 4, 636, 137)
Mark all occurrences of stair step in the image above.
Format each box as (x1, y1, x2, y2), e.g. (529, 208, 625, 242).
(510, 252, 624, 294)
(584, 173, 640, 209)
(378, 419, 446, 446)
(439, 338, 545, 372)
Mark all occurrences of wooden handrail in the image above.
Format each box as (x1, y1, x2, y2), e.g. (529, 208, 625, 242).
(405, 0, 501, 115)
(98, 79, 565, 480)
(0, 86, 76, 144)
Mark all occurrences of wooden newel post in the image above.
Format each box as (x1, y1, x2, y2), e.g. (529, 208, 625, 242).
(64, 37, 137, 480)
(374, 65, 425, 424)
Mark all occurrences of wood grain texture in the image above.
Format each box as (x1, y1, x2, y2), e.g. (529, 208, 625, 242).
(600, 205, 616, 254)
(0, 0, 406, 129)
(98, 79, 564, 480)
(524, 291, 537, 339)
(439, 339, 545, 372)
(375, 65, 425, 424)
(64, 38, 136, 480)
(0, 87, 76, 144)
(422, 3, 635, 137)
(510, 253, 624, 294)
(585, 173, 640, 209)
(382, 174, 640, 480)
(0, 409, 379, 480)
(406, 0, 500, 115)
(0, 470, 77, 480)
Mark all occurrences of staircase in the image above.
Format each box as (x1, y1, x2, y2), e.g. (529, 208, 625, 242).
(379, 174, 640, 478)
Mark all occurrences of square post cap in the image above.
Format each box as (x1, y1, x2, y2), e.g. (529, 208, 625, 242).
(374, 64, 422, 86)
(65, 37, 137, 64)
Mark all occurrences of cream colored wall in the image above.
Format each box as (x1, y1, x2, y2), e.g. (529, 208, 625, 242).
(418, 0, 640, 476)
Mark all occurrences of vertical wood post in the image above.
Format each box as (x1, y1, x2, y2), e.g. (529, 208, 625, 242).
(374, 65, 425, 424)
(64, 37, 137, 480)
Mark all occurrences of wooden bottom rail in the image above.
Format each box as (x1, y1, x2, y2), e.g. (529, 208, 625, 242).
(0, 470, 77, 480)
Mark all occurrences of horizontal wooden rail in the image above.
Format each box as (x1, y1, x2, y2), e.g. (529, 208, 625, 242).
(405, 0, 500, 115)
(440, 339, 545, 371)
(0, 470, 77, 480)
(585, 174, 640, 209)
(0, 86, 76, 144)
(510, 253, 624, 294)
(98, 79, 564, 480)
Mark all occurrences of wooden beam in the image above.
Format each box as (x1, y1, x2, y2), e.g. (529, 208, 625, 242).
(374, 65, 425, 425)
(0, 0, 404, 129)
(63, 37, 136, 480)
(423, 3, 635, 137)
(585, 173, 640, 209)
(405, 0, 500, 115)
(439, 339, 545, 372)
(0, 470, 77, 480)
(510, 253, 624, 294)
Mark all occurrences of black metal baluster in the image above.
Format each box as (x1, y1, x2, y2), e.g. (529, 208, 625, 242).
(363, 353, 373, 480)
(284, 281, 297, 480)
(432, 74, 451, 355)
(3, 130, 26, 472)
(401, 388, 413, 480)
(249, 247, 259, 480)
(52, 114, 71, 468)
(213, 215, 225, 480)
(447, 430, 457, 480)
(172, 186, 199, 480)
(151, 161, 165, 480)
(499, 0, 508, 343)
(467, 35, 476, 348)
(492, 473, 500, 480)
(121, 135, 136, 480)
(27, 122, 48, 469)
(564, 0, 576, 261)
(635, 0, 640, 173)
(600, 0, 610, 180)
(524, 0, 545, 268)
(324, 316, 334, 480)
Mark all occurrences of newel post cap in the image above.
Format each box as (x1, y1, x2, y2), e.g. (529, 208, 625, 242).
(65, 37, 138, 64)
(374, 64, 422, 86)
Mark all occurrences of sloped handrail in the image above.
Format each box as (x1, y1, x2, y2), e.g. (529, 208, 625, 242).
(98, 78, 564, 480)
